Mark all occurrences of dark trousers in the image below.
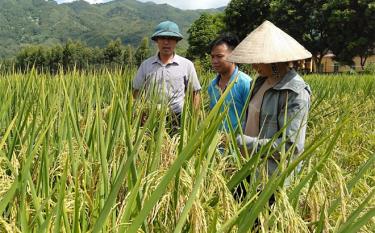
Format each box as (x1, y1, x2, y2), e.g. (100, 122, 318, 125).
(232, 177, 276, 232)
(167, 111, 181, 136)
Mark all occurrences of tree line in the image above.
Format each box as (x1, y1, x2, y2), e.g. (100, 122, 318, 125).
(187, 0, 375, 70)
(1, 0, 373, 73)
(0, 37, 152, 73)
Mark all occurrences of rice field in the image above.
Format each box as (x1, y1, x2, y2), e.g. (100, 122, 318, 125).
(0, 69, 374, 232)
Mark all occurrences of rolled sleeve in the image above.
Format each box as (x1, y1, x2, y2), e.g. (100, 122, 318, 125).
(188, 62, 201, 92)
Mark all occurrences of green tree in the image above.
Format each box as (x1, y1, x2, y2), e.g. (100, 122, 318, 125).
(224, 0, 272, 40)
(89, 47, 104, 68)
(0, 58, 15, 74)
(326, 0, 375, 69)
(135, 37, 151, 66)
(62, 40, 93, 70)
(47, 44, 64, 73)
(103, 38, 123, 65)
(16, 45, 47, 72)
(186, 13, 225, 60)
(123, 44, 135, 68)
(224, 0, 375, 71)
(270, 0, 332, 70)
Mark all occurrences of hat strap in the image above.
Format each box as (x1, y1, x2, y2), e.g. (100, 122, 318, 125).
(271, 64, 280, 79)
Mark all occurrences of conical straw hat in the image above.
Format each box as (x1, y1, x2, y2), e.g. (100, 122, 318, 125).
(228, 20, 312, 64)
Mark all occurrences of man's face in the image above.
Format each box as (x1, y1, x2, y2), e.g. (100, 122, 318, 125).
(156, 36, 177, 56)
(211, 43, 234, 74)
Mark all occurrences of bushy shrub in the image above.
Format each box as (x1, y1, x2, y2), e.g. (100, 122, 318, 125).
(193, 53, 213, 74)
(363, 62, 375, 75)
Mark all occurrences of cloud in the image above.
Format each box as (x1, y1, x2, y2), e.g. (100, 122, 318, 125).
(137, 0, 229, 9)
(55, 0, 230, 9)
(56, 0, 110, 4)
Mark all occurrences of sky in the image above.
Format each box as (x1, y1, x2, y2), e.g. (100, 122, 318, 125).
(55, 0, 230, 9)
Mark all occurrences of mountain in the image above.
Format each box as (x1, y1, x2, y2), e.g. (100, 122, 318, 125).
(0, 0, 221, 58)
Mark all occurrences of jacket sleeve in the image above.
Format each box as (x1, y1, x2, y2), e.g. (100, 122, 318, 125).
(237, 88, 310, 156)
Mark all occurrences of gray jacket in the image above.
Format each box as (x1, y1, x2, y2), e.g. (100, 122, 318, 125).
(237, 69, 311, 177)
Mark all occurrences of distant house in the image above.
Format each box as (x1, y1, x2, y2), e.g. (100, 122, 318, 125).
(310, 51, 375, 73)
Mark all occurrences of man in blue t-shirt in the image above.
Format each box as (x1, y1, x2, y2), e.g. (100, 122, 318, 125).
(208, 34, 252, 132)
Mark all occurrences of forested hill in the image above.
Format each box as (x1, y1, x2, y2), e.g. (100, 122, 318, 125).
(0, 0, 220, 58)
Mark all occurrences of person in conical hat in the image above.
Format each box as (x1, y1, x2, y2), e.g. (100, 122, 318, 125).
(230, 20, 312, 187)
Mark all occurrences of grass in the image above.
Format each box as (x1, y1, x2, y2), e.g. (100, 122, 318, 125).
(0, 69, 374, 232)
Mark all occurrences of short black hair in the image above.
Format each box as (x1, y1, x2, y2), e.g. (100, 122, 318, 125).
(210, 33, 240, 52)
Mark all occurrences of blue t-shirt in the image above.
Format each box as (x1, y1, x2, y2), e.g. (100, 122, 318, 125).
(208, 66, 252, 131)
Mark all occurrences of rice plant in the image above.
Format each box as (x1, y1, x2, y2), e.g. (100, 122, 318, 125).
(0, 69, 374, 232)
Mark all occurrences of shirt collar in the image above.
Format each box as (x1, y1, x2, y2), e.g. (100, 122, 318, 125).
(214, 66, 239, 86)
(273, 69, 307, 93)
(252, 69, 309, 94)
(152, 53, 180, 65)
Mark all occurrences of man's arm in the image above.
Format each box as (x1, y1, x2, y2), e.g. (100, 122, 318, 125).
(188, 61, 201, 111)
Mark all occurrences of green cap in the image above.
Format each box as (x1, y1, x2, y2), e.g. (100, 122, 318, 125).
(151, 21, 183, 41)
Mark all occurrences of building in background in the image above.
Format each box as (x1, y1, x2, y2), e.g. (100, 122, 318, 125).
(310, 50, 375, 73)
